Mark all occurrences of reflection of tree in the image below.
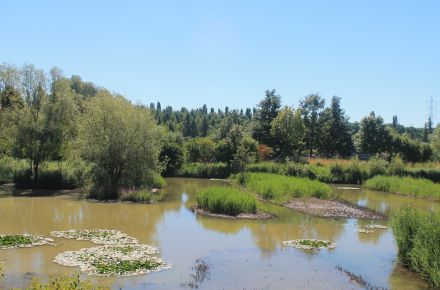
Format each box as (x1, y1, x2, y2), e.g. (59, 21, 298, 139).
(196, 202, 346, 254)
(388, 262, 431, 290)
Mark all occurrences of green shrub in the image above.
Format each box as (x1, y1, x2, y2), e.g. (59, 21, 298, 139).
(0, 157, 28, 184)
(365, 176, 440, 200)
(392, 208, 440, 287)
(177, 162, 231, 178)
(196, 186, 257, 216)
(233, 173, 331, 203)
(13, 160, 91, 189)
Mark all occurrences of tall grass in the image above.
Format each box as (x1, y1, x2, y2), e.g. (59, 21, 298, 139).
(233, 173, 331, 203)
(0, 157, 28, 184)
(392, 208, 440, 287)
(365, 176, 440, 200)
(196, 186, 257, 216)
(13, 160, 91, 190)
(177, 162, 231, 179)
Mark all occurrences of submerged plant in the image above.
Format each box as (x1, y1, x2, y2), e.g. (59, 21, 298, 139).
(50, 229, 138, 245)
(0, 234, 55, 249)
(53, 244, 171, 277)
(283, 239, 336, 250)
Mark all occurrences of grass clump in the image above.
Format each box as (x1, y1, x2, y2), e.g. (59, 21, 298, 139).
(392, 208, 440, 287)
(196, 186, 257, 216)
(365, 175, 440, 200)
(120, 189, 159, 203)
(177, 162, 231, 179)
(234, 173, 331, 203)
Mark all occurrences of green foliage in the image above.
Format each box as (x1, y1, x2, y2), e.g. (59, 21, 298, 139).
(318, 96, 354, 157)
(185, 137, 216, 162)
(95, 259, 162, 275)
(365, 176, 440, 200)
(177, 162, 231, 179)
(196, 186, 257, 216)
(253, 89, 281, 147)
(234, 173, 331, 203)
(159, 131, 185, 177)
(79, 93, 161, 199)
(25, 272, 109, 290)
(355, 111, 391, 154)
(120, 190, 155, 203)
(270, 106, 305, 160)
(0, 235, 33, 247)
(13, 160, 91, 189)
(300, 94, 325, 157)
(0, 157, 28, 184)
(392, 208, 440, 287)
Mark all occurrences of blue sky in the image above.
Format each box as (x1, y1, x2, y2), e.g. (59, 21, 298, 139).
(1, 0, 439, 126)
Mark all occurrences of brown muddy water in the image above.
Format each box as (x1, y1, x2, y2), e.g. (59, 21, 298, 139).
(0, 178, 438, 290)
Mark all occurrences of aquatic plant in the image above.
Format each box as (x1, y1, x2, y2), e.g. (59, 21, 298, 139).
(0, 234, 55, 249)
(196, 186, 257, 216)
(53, 244, 171, 277)
(283, 239, 336, 250)
(365, 176, 440, 200)
(392, 208, 440, 287)
(120, 190, 156, 203)
(233, 173, 331, 203)
(25, 272, 109, 289)
(177, 162, 231, 179)
(181, 257, 210, 289)
(50, 229, 138, 245)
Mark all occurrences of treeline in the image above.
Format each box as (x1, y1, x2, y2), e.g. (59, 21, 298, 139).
(1, 63, 440, 197)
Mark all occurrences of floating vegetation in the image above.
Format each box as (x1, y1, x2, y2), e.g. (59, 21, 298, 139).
(53, 244, 171, 277)
(365, 224, 387, 229)
(181, 257, 210, 289)
(0, 234, 55, 249)
(50, 229, 138, 245)
(356, 229, 374, 234)
(283, 239, 336, 250)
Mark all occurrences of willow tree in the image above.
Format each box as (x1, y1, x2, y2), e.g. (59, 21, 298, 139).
(79, 92, 161, 199)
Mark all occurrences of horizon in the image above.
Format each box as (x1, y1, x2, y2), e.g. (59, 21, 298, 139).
(1, 0, 439, 127)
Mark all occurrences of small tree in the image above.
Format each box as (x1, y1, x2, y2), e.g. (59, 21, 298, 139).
(270, 106, 304, 160)
(79, 92, 161, 199)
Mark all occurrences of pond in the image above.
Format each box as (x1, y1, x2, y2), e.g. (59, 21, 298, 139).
(0, 178, 438, 289)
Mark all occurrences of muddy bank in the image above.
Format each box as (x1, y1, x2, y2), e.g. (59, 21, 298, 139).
(284, 198, 384, 219)
(190, 207, 273, 219)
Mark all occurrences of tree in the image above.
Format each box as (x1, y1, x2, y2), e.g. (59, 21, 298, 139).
(160, 132, 185, 176)
(355, 111, 391, 155)
(300, 94, 325, 157)
(253, 89, 281, 146)
(318, 97, 353, 157)
(14, 65, 75, 186)
(270, 106, 304, 160)
(79, 92, 161, 199)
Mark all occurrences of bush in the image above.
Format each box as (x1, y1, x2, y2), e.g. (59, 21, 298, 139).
(365, 176, 440, 200)
(392, 208, 440, 287)
(0, 157, 28, 184)
(13, 160, 91, 190)
(233, 173, 331, 203)
(177, 162, 231, 179)
(196, 186, 257, 216)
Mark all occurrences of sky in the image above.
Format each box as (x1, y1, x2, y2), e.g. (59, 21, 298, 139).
(1, 0, 439, 126)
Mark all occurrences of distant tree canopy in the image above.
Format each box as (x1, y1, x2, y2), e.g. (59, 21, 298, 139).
(0, 62, 437, 196)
